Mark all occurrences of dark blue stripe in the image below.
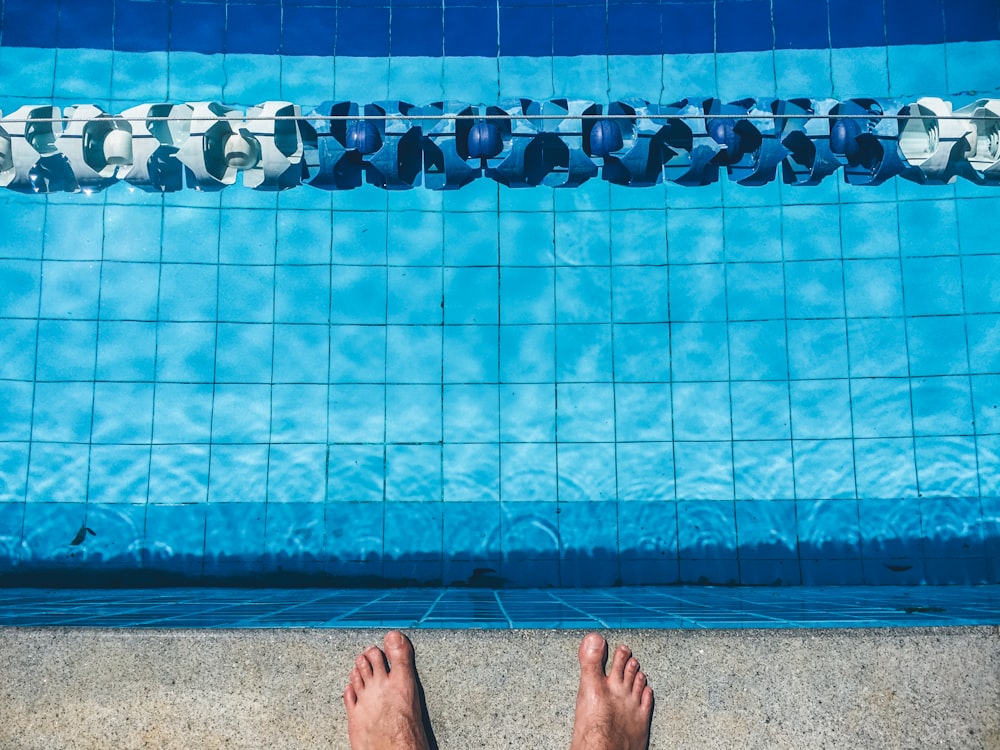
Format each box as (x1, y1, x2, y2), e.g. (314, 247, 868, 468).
(1, 0, 997, 57)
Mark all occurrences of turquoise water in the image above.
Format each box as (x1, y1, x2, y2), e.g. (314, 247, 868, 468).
(0, 1, 998, 596)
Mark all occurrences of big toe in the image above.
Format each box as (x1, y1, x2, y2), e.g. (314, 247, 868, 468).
(384, 630, 416, 674)
(578, 633, 609, 678)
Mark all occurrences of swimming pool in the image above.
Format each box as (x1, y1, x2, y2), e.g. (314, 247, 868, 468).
(0, 1, 998, 627)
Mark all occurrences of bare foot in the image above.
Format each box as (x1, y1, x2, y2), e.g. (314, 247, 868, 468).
(343, 631, 432, 750)
(569, 633, 654, 750)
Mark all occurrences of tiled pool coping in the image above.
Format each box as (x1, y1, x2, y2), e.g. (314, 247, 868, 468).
(1, 585, 997, 629)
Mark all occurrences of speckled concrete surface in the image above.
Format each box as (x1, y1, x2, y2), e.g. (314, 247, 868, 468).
(1, 627, 998, 750)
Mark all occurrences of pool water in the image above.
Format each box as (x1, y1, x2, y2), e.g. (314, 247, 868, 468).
(0, 0, 999, 604)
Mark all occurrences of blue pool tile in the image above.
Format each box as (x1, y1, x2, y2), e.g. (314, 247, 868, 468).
(226, 5, 280, 53)
(790, 380, 853, 440)
(31, 382, 93, 443)
(793, 440, 857, 499)
(556, 324, 613, 382)
(385, 445, 442, 503)
(781, 205, 841, 260)
(615, 442, 675, 502)
(862, 558, 926, 585)
(211, 384, 270, 443)
(499, 212, 555, 266)
(921, 497, 985, 557)
(0, 201, 45, 260)
(784, 261, 845, 318)
(613, 323, 670, 382)
(556, 383, 615, 442)
(0, 320, 36, 381)
(387, 267, 442, 326)
(39, 261, 101, 320)
(384, 384, 440, 443)
(963, 255, 1000, 314)
(444, 211, 498, 266)
(727, 263, 785, 321)
(554, 211, 611, 265)
(501, 267, 555, 324)
(829, 0, 885, 47)
(716, 49, 776, 100)
(740, 559, 802, 586)
(733, 440, 795, 499)
(443, 325, 497, 384)
(773, 0, 829, 49)
(500, 325, 555, 383)
(800, 558, 864, 585)
(0, 382, 32, 442)
(967, 315, 1000, 374)
(267, 444, 327, 504)
(332, 383, 386, 443)
(443, 444, 500, 504)
(724, 207, 782, 262)
(736, 500, 798, 558)
(281, 6, 336, 56)
(43, 206, 102, 260)
(99, 263, 159, 321)
(218, 266, 273, 324)
(901, 257, 964, 316)
(390, 6, 443, 56)
(607, 4, 660, 55)
(161, 207, 218, 263)
(274, 324, 330, 384)
(679, 559, 741, 585)
(661, 2, 714, 54)
(618, 500, 678, 559)
(614, 383, 672, 442)
(979, 436, 1000, 496)
(500, 384, 556, 442)
(35, 320, 96, 381)
(859, 498, 923, 558)
(336, 6, 390, 56)
(501, 501, 559, 560)
(445, 6, 498, 56)
(91, 382, 154, 444)
(666, 209, 724, 264)
(612, 266, 669, 324)
(716, 0, 773, 52)
(264, 502, 324, 566)
(914, 436, 980, 496)
(157, 264, 218, 321)
(677, 500, 738, 559)
(556, 267, 611, 324)
(207, 444, 269, 504)
(2, 0, 59, 47)
(839, 201, 899, 258)
(850, 379, 913, 439)
(910, 376, 973, 436)
(668, 264, 727, 322)
(899, 200, 958, 256)
(922, 557, 989, 585)
(558, 501, 617, 559)
(945, 0, 1000, 42)
(445, 267, 498, 325)
(554, 4, 606, 56)
(220, 210, 276, 264)
(204, 502, 265, 568)
(728, 321, 788, 380)
(147, 445, 209, 505)
(672, 382, 731, 442)
(386, 212, 441, 266)
(846, 318, 909, 378)
(670, 322, 728, 381)
(500, 442, 557, 502)
(843, 259, 904, 318)
(444, 384, 499, 443)
(971, 375, 1000, 435)
(731, 382, 791, 441)
(143, 503, 205, 569)
(673, 442, 734, 500)
(170, 2, 225, 54)
(86, 445, 149, 504)
(151, 384, 213, 444)
(271, 384, 327, 444)
(500, 6, 553, 56)
(327, 446, 384, 503)
(907, 316, 968, 377)
(214, 323, 272, 384)
(797, 498, 861, 557)
(557, 442, 617, 502)
(26, 442, 89, 504)
(885, 0, 944, 45)
(787, 319, 848, 380)
(331, 267, 387, 325)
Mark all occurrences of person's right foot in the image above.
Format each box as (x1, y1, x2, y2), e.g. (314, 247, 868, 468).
(569, 633, 654, 750)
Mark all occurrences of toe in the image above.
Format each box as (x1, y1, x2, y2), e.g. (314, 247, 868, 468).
(577, 633, 609, 678)
(364, 645, 388, 679)
(355, 652, 374, 684)
(632, 671, 647, 699)
(623, 656, 640, 689)
(343, 683, 357, 708)
(610, 644, 632, 681)
(349, 666, 364, 694)
(383, 630, 416, 675)
(641, 685, 654, 712)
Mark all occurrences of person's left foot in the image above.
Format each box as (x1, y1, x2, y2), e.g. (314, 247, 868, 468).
(343, 631, 431, 750)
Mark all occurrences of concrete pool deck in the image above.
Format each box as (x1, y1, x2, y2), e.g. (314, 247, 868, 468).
(1, 627, 998, 749)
